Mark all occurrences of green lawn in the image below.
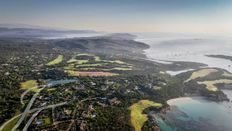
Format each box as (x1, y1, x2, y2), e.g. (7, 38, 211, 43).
(76, 60, 89, 64)
(46, 55, 63, 66)
(20, 80, 39, 92)
(76, 63, 103, 67)
(67, 58, 78, 63)
(94, 56, 101, 61)
(111, 67, 132, 70)
(64, 70, 80, 76)
(64, 53, 136, 76)
(113, 60, 125, 64)
(79, 67, 96, 70)
(67, 58, 89, 64)
(76, 53, 91, 56)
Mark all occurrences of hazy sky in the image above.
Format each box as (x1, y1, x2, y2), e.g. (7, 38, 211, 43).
(1, 0, 232, 34)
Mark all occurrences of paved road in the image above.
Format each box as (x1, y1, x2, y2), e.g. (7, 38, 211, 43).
(13, 94, 87, 131)
(12, 87, 44, 131)
(0, 102, 67, 131)
(20, 86, 41, 105)
(29, 102, 67, 113)
(11, 79, 78, 131)
(22, 102, 67, 131)
(22, 109, 42, 131)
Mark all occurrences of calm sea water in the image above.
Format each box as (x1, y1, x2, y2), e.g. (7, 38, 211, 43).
(135, 33, 232, 73)
(157, 90, 232, 131)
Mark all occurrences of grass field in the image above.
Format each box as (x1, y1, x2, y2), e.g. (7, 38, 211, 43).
(113, 60, 126, 64)
(76, 60, 89, 64)
(198, 79, 232, 91)
(65, 70, 80, 76)
(76, 63, 103, 67)
(94, 56, 101, 61)
(64, 65, 75, 70)
(68, 59, 89, 64)
(111, 67, 133, 70)
(102, 60, 126, 64)
(79, 68, 96, 70)
(46, 55, 63, 66)
(44, 117, 52, 125)
(185, 68, 218, 83)
(67, 58, 78, 63)
(20, 80, 39, 92)
(64, 53, 134, 76)
(0, 114, 21, 131)
(129, 100, 162, 131)
(76, 53, 91, 56)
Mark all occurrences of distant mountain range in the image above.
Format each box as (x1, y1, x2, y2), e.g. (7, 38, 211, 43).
(0, 24, 101, 39)
(0, 24, 139, 40)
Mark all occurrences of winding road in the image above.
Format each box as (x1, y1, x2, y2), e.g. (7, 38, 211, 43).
(0, 102, 67, 131)
(22, 102, 67, 131)
(12, 87, 45, 131)
(1, 79, 77, 131)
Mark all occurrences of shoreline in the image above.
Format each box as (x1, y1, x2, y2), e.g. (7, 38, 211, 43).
(157, 96, 232, 131)
(135, 34, 232, 73)
(134, 36, 208, 74)
(134, 35, 232, 130)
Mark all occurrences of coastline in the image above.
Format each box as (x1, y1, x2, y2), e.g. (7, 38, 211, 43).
(134, 34, 232, 130)
(135, 34, 231, 99)
(134, 36, 208, 76)
(135, 34, 232, 73)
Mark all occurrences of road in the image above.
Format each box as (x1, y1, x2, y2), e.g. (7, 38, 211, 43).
(12, 87, 44, 131)
(22, 102, 67, 131)
(9, 79, 77, 131)
(20, 85, 42, 105)
(0, 102, 67, 131)
(22, 109, 42, 131)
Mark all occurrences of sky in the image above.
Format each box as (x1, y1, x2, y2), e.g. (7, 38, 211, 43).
(1, 0, 232, 34)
